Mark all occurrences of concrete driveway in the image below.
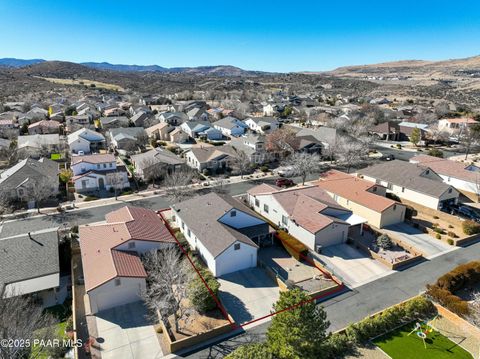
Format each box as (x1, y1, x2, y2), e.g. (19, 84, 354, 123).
(316, 244, 392, 288)
(218, 267, 279, 326)
(94, 301, 163, 359)
(384, 223, 454, 257)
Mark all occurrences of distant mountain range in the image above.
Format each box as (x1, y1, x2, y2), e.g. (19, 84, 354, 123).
(0, 58, 263, 76)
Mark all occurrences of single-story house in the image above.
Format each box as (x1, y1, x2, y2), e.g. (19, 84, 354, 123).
(369, 121, 427, 142)
(169, 127, 189, 143)
(358, 160, 459, 210)
(185, 145, 237, 172)
(28, 120, 61, 135)
(109, 127, 147, 154)
(130, 147, 185, 180)
(317, 170, 405, 229)
(0, 231, 68, 308)
(438, 118, 478, 134)
(98, 116, 130, 130)
(172, 192, 270, 276)
(180, 121, 222, 140)
(68, 128, 106, 154)
(0, 157, 59, 208)
(244, 117, 279, 134)
(247, 184, 357, 251)
(80, 206, 177, 313)
(17, 134, 62, 158)
(130, 111, 149, 127)
(71, 153, 129, 193)
(410, 155, 480, 200)
(212, 116, 246, 137)
(158, 111, 188, 126)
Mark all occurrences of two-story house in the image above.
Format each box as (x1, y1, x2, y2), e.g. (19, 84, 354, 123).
(71, 153, 129, 193)
(244, 117, 279, 134)
(212, 116, 247, 137)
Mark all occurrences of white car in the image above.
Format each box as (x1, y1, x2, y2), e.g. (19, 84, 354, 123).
(275, 166, 295, 177)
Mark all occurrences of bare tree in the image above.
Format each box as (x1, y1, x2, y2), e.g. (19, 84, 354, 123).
(109, 171, 127, 200)
(468, 291, 480, 326)
(336, 137, 369, 173)
(460, 124, 480, 160)
(282, 152, 322, 185)
(427, 124, 449, 145)
(0, 139, 18, 165)
(143, 248, 193, 332)
(30, 178, 57, 213)
(231, 147, 252, 178)
(265, 127, 300, 158)
(0, 294, 57, 359)
(163, 167, 195, 202)
(141, 158, 165, 188)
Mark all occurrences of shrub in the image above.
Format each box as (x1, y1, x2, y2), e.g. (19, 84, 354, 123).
(433, 227, 444, 234)
(435, 233, 441, 239)
(202, 169, 210, 176)
(427, 148, 444, 158)
(426, 285, 470, 317)
(462, 220, 480, 235)
(225, 343, 273, 359)
(158, 141, 167, 146)
(325, 333, 356, 358)
(448, 224, 454, 229)
(260, 165, 269, 173)
(447, 239, 454, 245)
(376, 234, 393, 250)
(447, 231, 456, 238)
(396, 144, 402, 149)
(433, 215, 439, 219)
(84, 195, 98, 202)
(187, 268, 220, 313)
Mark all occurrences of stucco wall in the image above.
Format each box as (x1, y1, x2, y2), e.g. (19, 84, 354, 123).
(89, 277, 146, 313)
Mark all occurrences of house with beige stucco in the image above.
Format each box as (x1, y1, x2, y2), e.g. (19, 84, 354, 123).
(316, 170, 405, 229)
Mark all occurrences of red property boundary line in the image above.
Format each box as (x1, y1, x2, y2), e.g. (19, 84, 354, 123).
(157, 208, 345, 330)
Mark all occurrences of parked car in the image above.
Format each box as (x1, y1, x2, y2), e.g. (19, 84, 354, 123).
(381, 154, 395, 161)
(450, 205, 480, 222)
(275, 166, 295, 177)
(276, 178, 294, 188)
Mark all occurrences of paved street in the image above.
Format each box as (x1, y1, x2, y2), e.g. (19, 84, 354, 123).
(179, 239, 480, 358)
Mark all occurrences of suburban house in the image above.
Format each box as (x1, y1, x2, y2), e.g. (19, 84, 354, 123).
(0, 231, 68, 308)
(212, 116, 247, 137)
(79, 206, 177, 313)
(109, 127, 146, 154)
(316, 170, 406, 229)
(17, 134, 62, 157)
(130, 147, 185, 180)
(145, 122, 173, 141)
(158, 111, 188, 125)
(247, 185, 357, 251)
(68, 128, 106, 154)
(98, 116, 130, 130)
(438, 118, 478, 134)
(369, 121, 427, 142)
(66, 115, 90, 132)
(410, 155, 480, 200)
(358, 160, 459, 210)
(244, 117, 279, 134)
(181, 120, 222, 140)
(0, 119, 17, 131)
(172, 192, 270, 277)
(71, 153, 129, 193)
(185, 145, 238, 172)
(28, 120, 61, 135)
(0, 157, 59, 207)
(130, 111, 149, 127)
(169, 127, 189, 143)
(229, 133, 269, 164)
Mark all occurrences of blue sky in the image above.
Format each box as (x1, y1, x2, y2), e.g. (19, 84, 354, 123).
(0, 1, 479, 72)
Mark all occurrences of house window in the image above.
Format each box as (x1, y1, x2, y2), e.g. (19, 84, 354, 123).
(346, 200, 350, 205)
(282, 215, 288, 226)
(97, 164, 101, 169)
(387, 183, 393, 190)
(255, 198, 260, 207)
(401, 187, 405, 193)
(109, 163, 113, 168)
(234, 243, 240, 250)
(128, 241, 136, 249)
(425, 170, 430, 175)
(114, 278, 121, 286)
(333, 194, 338, 201)
(264, 204, 269, 213)
(230, 210, 237, 217)
(181, 222, 185, 230)
(187, 229, 191, 237)
(18, 188, 24, 196)
(375, 179, 381, 185)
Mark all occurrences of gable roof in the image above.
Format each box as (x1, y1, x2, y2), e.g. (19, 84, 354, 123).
(80, 206, 176, 291)
(358, 160, 454, 197)
(68, 128, 105, 145)
(410, 155, 480, 183)
(0, 231, 59, 295)
(172, 192, 261, 258)
(188, 145, 237, 163)
(71, 153, 115, 165)
(18, 134, 60, 148)
(212, 116, 243, 130)
(316, 170, 399, 212)
(131, 147, 184, 168)
(0, 157, 58, 188)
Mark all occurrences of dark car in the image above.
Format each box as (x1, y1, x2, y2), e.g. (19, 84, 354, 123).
(275, 178, 294, 188)
(381, 154, 395, 161)
(450, 205, 480, 222)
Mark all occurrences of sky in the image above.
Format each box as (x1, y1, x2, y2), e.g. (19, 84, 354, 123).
(0, 1, 479, 72)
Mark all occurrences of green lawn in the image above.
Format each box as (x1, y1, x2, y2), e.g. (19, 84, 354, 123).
(373, 323, 473, 359)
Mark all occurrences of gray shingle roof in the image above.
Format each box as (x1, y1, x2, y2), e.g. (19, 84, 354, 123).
(0, 231, 59, 294)
(172, 192, 263, 258)
(131, 148, 184, 169)
(0, 157, 58, 188)
(358, 160, 453, 197)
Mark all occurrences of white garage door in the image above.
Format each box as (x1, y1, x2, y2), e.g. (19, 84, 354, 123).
(94, 285, 143, 313)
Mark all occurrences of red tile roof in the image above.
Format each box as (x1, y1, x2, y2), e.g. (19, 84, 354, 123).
(316, 170, 398, 212)
(111, 250, 147, 278)
(79, 206, 176, 291)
